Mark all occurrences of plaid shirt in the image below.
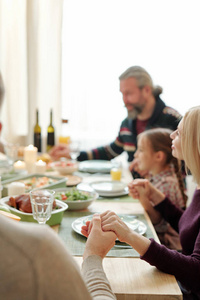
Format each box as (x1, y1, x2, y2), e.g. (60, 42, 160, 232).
(149, 167, 184, 250)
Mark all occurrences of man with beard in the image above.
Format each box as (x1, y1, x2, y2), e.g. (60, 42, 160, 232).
(50, 66, 181, 176)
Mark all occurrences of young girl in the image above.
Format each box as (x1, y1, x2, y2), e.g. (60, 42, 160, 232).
(90, 106, 200, 299)
(135, 128, 186, 208)
(134, 128, 187, 249)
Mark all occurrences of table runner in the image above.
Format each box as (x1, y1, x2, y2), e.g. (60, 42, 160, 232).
(58, 210, 155, 257)
(97, 195, 138, 202)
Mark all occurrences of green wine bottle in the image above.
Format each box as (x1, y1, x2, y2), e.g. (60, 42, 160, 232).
(34, 109, 42, 152)
(47, 109, 55, 152)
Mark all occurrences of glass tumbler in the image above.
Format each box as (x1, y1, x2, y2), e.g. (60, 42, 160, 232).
(30, 189, 55, 225)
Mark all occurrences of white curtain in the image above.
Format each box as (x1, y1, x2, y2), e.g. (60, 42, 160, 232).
(0, 0, 63, 151)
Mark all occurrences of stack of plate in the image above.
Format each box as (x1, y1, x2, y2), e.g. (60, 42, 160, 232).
(78, 160, 112, 173)
(90, 181, 128, 197)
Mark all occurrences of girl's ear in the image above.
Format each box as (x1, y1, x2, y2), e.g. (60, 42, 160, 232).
(155, 151, 165, 162)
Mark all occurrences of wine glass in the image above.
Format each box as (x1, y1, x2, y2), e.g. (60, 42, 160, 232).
(29, 189, 55, 225)
(4, 142, 19, 165)
(69, 141, 80, 161)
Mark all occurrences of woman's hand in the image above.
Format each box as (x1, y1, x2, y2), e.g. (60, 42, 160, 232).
(100, 211, 133, 243)
(82, 211, 151, 256)
(83, 214, 117, 260)
(82, 211, 131, 243)
(100, 210, 151, 256)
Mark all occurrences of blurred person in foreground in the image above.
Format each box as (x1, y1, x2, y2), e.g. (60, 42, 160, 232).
(0, 212, 116, 299)
(82, 105, 200, 299)
(0, 72, 5, 153)
(50, 66, 181, 177)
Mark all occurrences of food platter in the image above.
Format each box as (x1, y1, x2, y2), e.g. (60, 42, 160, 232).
(1, 173, 67, 197)
(0, 197, 68, 226)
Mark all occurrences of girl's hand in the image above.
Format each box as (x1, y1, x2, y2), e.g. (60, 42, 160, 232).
(128, 179, 165, 206)
(129, 158, 149, 178)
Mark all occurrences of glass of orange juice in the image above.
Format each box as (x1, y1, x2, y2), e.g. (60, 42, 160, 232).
(110, 161, 122, 181)
(58, 136, 71, 144)
(58, 119, 71, 144)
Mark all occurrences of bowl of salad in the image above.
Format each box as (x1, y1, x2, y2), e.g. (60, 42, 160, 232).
(54, 187, 98, 210)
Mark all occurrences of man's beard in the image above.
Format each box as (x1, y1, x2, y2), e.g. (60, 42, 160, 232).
(127, 105, 143, 120)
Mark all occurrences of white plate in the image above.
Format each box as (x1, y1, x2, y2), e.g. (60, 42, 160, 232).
(98, 187, 129, 197)
(79, 160, 112, 173)
(90, 181, 127, 194)
(77, 183, 129, 197)
(72, 214, 147, 237)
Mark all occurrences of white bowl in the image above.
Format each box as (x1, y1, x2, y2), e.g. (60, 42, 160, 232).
(51, 160, 78, 175)
(54, 187, 98, 210)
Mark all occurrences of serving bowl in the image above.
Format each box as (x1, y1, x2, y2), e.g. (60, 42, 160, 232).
(51, 160, 78, 175)
(0, 197, 68, 226)
(54, 187, 98, 210)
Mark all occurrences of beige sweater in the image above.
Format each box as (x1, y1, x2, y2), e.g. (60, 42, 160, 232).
(0, 215, 116, 300)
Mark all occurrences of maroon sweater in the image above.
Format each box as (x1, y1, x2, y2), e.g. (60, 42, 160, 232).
(141, 189, 200, 293)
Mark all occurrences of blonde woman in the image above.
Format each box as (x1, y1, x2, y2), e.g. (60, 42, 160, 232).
(82, 106, 200, 299)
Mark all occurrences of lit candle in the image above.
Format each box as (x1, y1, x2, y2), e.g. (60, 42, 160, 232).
(24, 144, 38, 173)
(8, 182, 26, 196)
(13, 160, 26, 172)
(35, 160, 46, 174)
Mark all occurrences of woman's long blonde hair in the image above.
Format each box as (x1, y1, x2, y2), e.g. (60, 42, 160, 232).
(181, 106, 200, 186)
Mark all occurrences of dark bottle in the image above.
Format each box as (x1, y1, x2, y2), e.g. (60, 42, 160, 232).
(47, 109, 55, 152)
(34, 109, 42, 152)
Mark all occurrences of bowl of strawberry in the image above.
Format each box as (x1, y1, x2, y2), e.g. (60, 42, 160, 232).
(51, 160, 78, 175)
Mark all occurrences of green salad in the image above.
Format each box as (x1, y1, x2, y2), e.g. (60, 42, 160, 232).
(55, 189, 90, 202)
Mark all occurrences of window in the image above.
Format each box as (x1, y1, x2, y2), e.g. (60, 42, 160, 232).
(62, 0, 200, 150)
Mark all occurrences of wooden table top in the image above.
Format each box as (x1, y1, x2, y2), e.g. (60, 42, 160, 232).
(72, 201, 182, 300)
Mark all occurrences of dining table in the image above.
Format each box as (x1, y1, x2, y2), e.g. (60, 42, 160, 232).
(49, 158, 183, 300)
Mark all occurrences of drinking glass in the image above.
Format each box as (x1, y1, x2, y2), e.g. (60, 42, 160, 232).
(69, 141, 80, 161)
(4, 142, 19, 165)
(30, 189, 55, 225)
(110, 161, 122, 181)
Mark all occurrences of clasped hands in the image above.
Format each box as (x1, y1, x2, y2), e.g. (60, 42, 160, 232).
(82, 179, 165, 260)
(82, 211, 132, 260)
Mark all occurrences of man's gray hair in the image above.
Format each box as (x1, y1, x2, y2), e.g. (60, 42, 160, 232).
(119, 66, 163, 97)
